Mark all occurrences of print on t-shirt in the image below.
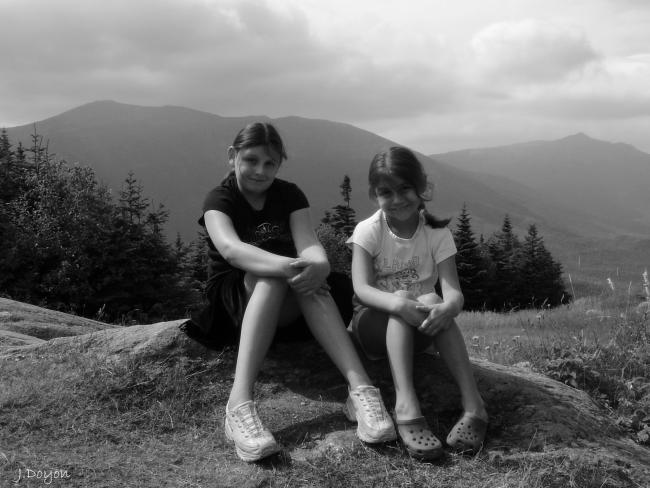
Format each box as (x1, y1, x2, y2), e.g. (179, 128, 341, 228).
(375, 255, 423, 294)
(377, 267, 420, 293)
(253, 222, 282, 245)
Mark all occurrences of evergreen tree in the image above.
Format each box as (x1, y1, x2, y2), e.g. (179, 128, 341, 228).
(0, 128, 12, 160)
(0, 130, 199, 321)
(518, 224, 567, 307)
(119, 171, 150, 224)
(316, 223, 352, 276)
(15, 142, 26, 163)
(172, 230, 211, 317)
(0, 131, 20, 294)
(2, 145, 116, 309)
(453, 204, 488, 310)
(487, 215, 521, 310)
(517, 224, 543, 306)
(322, 175, 357, 236)
(95, 172, 186, 321)
(340, 174, 352, 204)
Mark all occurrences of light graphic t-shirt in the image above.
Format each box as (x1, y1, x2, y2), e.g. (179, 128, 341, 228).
(347, 209, 457, 296)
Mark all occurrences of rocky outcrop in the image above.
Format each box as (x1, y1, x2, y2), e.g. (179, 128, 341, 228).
(1, 319, 216, 361)
(1, 299, 648, 484)
(0, 297, 113, 340)
(0, 328, 46, 347)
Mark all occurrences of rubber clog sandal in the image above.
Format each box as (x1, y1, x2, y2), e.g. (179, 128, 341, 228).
(394, 416, 444, 461)
(445, 412, 488, 453)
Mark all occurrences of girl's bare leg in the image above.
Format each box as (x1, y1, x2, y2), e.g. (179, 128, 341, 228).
(385, 291, 422, 420)
(387, 316, 424, 420)
(299, 292, 396, 443)
(417, 293, 486, 418)
(228, 276, 288, 407)
(433, 322, 487, 419)
(296, 292, 371, 388)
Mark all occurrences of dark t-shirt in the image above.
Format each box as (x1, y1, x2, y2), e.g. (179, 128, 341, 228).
(200, 173, 309, 287)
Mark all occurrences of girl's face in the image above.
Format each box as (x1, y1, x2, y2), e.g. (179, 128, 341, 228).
(229, 145, 281, 198)
(374, 175, 421, 223)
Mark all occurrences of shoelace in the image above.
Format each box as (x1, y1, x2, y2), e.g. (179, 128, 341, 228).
(235, 404, 265, 437)
(358, 389, 386, 423)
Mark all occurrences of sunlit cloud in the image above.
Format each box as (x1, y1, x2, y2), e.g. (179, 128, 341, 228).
(470, 19, 599, 84)
(1, 0, 649, 154)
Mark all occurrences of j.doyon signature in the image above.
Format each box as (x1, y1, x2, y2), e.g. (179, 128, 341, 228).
(12, 467, 71, 485)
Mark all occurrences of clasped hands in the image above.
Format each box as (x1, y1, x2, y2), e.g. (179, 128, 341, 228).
(285, 258, 330, 296)
(400, 299, 456, 337)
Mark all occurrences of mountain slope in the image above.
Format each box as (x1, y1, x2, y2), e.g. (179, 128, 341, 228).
(6, 101, 649, 291)
(6, 100, 584, 242)
(431, 133, 650, 237)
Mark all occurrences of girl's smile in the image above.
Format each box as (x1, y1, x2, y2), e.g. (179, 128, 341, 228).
(374, 177, 421, 232)
(230, 145, 281, 203)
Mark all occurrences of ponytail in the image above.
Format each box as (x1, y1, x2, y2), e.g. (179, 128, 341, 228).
(419, 203, 450, 229)
(220, 168, 235, 185)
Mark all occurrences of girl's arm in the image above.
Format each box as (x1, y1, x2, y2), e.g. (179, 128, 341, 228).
(419, 256, 465, 335)
(204, 209, 295, 278)
(286, 207, 330, 295)
(290, 208, 329, 268)
(350, 243, 427, 327)
(437, 255, 464, 315)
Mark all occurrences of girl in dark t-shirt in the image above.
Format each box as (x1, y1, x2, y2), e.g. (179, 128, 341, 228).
(181, 123, 396, 462)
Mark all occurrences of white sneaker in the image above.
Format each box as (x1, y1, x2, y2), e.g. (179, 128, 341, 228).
(224, 401, 280, 462)
(344, 386, 396, 443)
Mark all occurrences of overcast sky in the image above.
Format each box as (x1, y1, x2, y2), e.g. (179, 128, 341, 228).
(1, 0, 649, 154)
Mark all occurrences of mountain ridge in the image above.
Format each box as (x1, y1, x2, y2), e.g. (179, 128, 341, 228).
(431, 131, 650, 238)
(5, 101, 649, 289)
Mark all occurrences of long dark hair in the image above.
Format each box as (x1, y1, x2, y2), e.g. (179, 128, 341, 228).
(223, 122, 287, 182)
(231, 122, 287, 159)
(368, 146, 450, 228)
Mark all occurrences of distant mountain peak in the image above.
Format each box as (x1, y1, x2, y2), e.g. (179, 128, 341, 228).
(564, 132, 591, 139)
(561, 132, 592, 141)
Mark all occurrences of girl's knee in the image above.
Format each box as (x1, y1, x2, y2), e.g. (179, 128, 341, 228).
(393, 289, 417, 300)
(296, 289, 338, 313)
(244, 273, 288, 296)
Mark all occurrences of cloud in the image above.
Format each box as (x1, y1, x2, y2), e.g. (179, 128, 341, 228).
(522, 54, 650, 119)
(0, 0, 459, 126)
(2, 0, 649, 155)
(471, 19, 600, 85)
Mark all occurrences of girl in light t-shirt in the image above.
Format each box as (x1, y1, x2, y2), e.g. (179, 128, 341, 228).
(347, 146, 488, 460)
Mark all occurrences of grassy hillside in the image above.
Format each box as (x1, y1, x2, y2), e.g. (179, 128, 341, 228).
(1, 294, 648, 487)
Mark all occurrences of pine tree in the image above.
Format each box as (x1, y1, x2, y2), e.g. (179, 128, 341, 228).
(316, 223, 352, 276)
(0, 131, 19, 295)
(119, 171, 150, 224)
(517, 224, 544, 307)
(453, 204, 488, 310)
(96, 172, 182, 321)
(487, 215, 521, 310)
(0, 128, 12, 160)
(322, 175, 357, 237)
(0, 131, 195, 321)
(15, 142, 26, 163)
(518, 224, 567, 307)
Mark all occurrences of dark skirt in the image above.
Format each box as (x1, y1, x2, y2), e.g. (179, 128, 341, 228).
(180, 271, 354, 350)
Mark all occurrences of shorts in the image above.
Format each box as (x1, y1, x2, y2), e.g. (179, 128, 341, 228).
(348, 305, 437, 361)
(180, 271, 355, 349)
(181, 268, 247, 348)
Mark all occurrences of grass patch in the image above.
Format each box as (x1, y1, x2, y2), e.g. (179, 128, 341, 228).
(458, 289, 650, 446)
(2, 289, 649, 487)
